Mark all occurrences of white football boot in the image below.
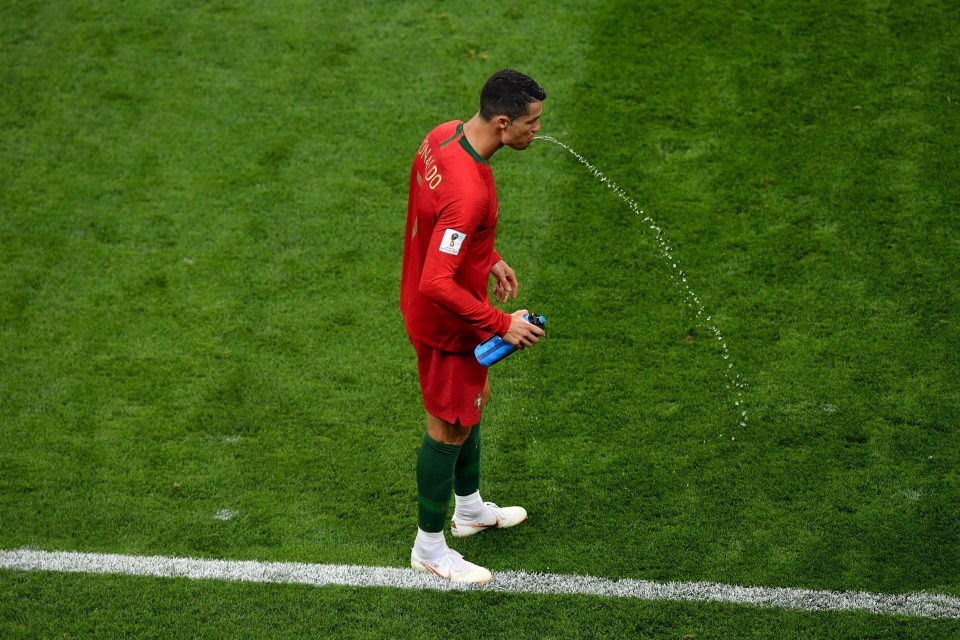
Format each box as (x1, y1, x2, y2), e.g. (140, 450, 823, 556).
(451, 501, 528, 538)
(410, 547, 493, 584)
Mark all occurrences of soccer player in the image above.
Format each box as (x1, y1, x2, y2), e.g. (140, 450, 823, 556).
(400, 69, 547, 583)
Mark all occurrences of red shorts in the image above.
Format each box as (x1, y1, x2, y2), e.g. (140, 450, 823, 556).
(412, 340, 488, 427)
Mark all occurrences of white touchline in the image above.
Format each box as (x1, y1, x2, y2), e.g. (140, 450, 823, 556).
(2, 548, 959, 620)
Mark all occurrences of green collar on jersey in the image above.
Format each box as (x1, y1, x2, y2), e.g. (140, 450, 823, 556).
(440, 122, 488, 165)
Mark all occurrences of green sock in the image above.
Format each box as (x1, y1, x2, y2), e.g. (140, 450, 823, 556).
(454, 422, 481, 497)
(416, 434, 460, 533)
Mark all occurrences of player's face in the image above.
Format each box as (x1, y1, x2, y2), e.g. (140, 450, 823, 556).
(503, 101, 542, 150)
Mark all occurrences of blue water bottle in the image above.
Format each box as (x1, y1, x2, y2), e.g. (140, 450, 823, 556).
(474, 313, 546, 367)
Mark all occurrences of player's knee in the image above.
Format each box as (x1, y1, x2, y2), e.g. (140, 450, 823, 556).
(427, 414, 474, 445)
(449, 421, 473, 445)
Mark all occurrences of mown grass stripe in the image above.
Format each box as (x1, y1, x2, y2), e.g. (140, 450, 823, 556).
(2, 549, 957, 620)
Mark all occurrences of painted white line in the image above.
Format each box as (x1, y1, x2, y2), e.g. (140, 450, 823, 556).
(2, 548, 958, 619)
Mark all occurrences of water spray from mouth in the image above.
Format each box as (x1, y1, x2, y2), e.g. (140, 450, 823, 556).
(535, 134, 747, 429)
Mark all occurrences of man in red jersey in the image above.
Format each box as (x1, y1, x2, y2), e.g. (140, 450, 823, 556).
(401, 69, 547, 583)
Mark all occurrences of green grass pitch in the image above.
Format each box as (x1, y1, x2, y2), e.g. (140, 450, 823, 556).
(2, 0, 959, 637)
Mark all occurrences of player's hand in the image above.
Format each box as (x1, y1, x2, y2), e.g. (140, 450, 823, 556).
(503, 309, 545, 349)
(490, 259, 518, 303)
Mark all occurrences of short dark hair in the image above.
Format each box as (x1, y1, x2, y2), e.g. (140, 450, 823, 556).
(479, 69, 546, 121)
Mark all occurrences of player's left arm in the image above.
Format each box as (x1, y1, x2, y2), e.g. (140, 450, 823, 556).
(489, 252, 518, 303)
(419, 200, 512, 337)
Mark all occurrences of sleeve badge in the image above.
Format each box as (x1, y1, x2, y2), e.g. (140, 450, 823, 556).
(439, 228, 467, 255)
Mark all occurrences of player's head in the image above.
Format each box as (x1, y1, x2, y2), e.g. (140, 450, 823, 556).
(480, 69, 546, 150)
(480, 69, 546, 121)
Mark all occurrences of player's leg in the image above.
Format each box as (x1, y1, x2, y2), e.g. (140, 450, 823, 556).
(408, 341, 491, 583)
(451, 379, 528, 538)
(452, 380, 489, 500)
(414, 412, 473, 557)
(411, 412, 491, 583)
(417, 415, 464, 535)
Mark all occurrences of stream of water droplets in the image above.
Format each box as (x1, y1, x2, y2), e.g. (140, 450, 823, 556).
(536, 134, 747, 429)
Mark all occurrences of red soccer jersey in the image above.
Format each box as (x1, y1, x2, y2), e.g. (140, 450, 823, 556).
(401, 120, 512, 353)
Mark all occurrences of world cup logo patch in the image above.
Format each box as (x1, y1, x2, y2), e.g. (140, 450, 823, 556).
(439, 228, 466, 255)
